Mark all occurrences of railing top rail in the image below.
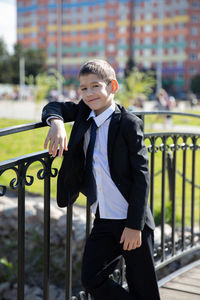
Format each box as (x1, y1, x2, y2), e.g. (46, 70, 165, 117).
(0, 121, 45, 137)
(0, 111, 200, 137)
(134, 111, 200, 118)
(144, 131, 200, 138)
(0, 150, 49, 170)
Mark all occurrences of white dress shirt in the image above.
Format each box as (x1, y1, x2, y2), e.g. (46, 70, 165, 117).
(84, 102, 128, 219)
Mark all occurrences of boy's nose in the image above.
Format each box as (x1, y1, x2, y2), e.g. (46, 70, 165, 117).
(86, 88, 93, 96)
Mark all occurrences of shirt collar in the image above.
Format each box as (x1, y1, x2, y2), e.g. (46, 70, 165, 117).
(87, 102, 115, 127)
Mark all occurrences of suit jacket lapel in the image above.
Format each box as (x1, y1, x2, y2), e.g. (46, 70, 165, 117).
(107, 104, 122, 164)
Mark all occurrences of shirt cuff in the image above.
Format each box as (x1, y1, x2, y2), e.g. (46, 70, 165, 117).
(46, 116, 63, 126)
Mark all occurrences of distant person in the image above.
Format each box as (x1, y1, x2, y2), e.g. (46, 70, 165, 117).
(42, 59, 160, 300)
(156, 88, 175, 128)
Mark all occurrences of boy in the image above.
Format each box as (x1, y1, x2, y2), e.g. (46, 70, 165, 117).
(42, 59, 160, 300)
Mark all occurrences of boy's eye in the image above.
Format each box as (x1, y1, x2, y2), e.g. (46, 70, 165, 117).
(81, 87, 87, 91)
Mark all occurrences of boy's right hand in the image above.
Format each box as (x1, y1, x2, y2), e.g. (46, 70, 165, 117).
(44, 118, 68, 157)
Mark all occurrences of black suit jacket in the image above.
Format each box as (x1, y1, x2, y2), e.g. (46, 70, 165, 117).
(42, 100, 155, 230)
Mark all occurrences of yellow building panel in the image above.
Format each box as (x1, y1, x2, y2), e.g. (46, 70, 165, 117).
(17, 26, 38, 34)
(47, 25, 57, 31)
(62, 22, 107, 32)
(134, 15, 189, 27)
(116, 20, 129, 27)
(135, 53, 187, 63)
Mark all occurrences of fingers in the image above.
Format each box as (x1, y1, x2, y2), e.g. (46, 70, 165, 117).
(120, 228, 142, 251)
(122, 240, 141, 251)
(43, 126, 68, 157)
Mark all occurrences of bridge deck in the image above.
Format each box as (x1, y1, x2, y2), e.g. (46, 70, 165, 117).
(159, 261, 200, 300)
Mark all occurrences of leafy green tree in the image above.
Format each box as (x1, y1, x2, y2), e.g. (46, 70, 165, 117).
(10, 43, 23, 84)
(0, 39, 13, 83)
(11, 43, 46, 84)
(26, 69, 64, 102)
(190, 74, 200, 95)
(117, 67, 156, 108)
(25, 48, 46, 78)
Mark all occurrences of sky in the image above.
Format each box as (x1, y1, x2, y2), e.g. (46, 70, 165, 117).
(0, 0, 16, 53)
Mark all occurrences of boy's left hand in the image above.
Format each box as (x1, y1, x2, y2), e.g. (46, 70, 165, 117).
(120, 227, 141, 251)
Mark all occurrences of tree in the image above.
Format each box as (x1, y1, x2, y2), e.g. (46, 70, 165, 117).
(26, 69, 65, 103)
(0, 39, 13, 83)
(190, 74, 200, 95)
(10, 43, 46, 84)
(117, 67, 156, 108)
(25, 48, 46, 78)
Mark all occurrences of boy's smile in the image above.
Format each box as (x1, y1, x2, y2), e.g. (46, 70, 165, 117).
(79, 74, 118, 116)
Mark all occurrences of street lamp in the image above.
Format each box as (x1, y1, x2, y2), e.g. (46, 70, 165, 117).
(57, 0, 63, 97)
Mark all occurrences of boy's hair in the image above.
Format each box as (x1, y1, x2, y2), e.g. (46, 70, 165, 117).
(78, 59, 116, 84)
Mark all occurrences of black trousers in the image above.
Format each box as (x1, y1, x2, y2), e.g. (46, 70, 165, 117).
(81, 217, 160, 300)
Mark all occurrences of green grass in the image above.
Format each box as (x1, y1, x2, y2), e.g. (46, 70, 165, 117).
(1, 112, 200, 226)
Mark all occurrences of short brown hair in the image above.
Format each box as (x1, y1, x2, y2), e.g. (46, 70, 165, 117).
(78, 59, 116, 84)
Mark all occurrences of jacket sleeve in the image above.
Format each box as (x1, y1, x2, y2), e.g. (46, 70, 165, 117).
(124, 116, 150, 231)
(41, 101, 80, 123)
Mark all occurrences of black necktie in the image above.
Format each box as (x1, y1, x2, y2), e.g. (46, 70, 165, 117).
(85, 119, 98, 206)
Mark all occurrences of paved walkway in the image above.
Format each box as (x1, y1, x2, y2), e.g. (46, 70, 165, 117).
(0, 100, 47, 121)
(159, 260, 200, 300)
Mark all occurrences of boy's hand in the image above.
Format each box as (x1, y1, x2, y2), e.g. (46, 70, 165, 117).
(44, 118, 68, 157)
(120, 227, 141, 251)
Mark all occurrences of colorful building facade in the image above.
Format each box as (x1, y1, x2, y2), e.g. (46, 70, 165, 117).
(17, 0, 200, 95)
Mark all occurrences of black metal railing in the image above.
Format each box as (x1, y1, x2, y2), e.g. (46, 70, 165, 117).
(0, 111, 200, 300)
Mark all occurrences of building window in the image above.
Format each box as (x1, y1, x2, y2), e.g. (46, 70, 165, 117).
(191, 27, 198, 35)
(40, 26, 45, 32)
(135, 26, 141, 33)
(119, 26, 126, 34)
(190, 67, 196, 75)
(191, 15, 199, 23)
(190, 53, 198, 61)
(134, 38, 140, 45)
(18, 33, 23, 39)
(107, 44, 115, 52)
(144, 37, 152, 44)
(108, 21, 115, 28)
(143, 61, 151, 69)
(109, 9, 115, 16)
(143, 49, 151, 57)
(108, 32, 115, 40)
(98, 28, 104, 34)
(144, 25, 152, 33)
(81, 41, 88, 47)
(192, 1, 200, 8)
(190, 40, 197, 48)
(32, 32, 37, 38)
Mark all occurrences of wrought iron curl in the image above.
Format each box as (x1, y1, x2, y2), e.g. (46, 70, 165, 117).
(169, 143, 180, 151)
(24, 159, 46, 185)
(0, 185, 7, 196)
(159, 143, 169, 152)
(0, 167, 20, 195)
(49, 156, 58, 178)
(180, 142, 189, 150)
(147, 145, 159, 153)
(24, 156, 58, 184)
(189, 143, 199, 150)
(37, 156, 58, 179)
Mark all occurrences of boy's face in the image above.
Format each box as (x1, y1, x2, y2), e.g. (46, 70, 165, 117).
(79, 74, 118, 116)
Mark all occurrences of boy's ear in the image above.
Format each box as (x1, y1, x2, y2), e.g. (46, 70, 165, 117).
(111, 79, 119, 93)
